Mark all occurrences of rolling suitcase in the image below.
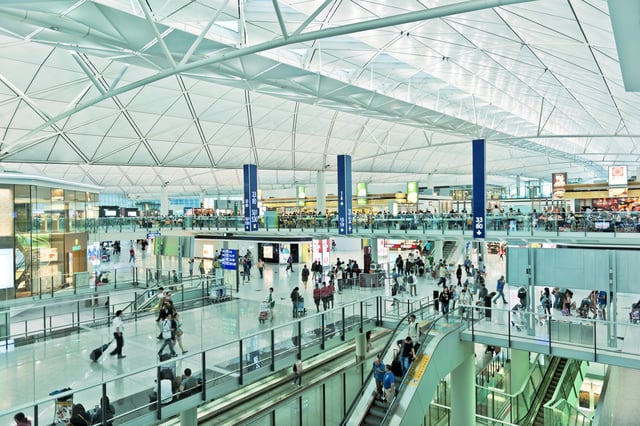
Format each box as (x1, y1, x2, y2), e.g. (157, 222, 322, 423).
(90, 341, 112, 362)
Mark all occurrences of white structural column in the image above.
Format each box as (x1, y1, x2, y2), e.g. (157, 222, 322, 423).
(316, 170, 326, 215)
(355, 333, 367, 362)
(450, 341, 475, 425)
(180, 407, 197, 426)
(477, 242, 487, 270)
(510, 349, 530, 393)
(161, 185, 169, 216)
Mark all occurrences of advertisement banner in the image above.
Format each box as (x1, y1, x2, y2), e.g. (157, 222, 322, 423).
(608, 166, 627, 186)
(472, 139, 486, 239)
(297, 186, 306, 207)
(407, 181, 418, 204)
(552, 172, 567, 200)
(337, 155, 353, 234)
(357, 182, 367, 206)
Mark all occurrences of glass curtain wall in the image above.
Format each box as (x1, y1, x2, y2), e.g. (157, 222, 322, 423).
(0, 182, 98, 301)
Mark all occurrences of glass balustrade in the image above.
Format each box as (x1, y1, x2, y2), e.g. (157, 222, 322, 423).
(0, 296, 381, 425)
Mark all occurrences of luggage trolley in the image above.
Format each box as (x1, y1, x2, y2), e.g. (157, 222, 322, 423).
(258, 301, 271, 323)
(50, 387, 73, 425)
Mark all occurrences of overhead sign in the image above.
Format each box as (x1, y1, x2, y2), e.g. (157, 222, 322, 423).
(147, 232, 161, 238)
(337, 155, 353, 234)
(220, 249, 237, 270)
(472, 139, 486, 239)
(243, 164, 259, 231)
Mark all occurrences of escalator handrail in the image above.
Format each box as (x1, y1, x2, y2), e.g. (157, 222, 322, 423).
(340, 299, 437, 426)
(380, 311, 463, 425)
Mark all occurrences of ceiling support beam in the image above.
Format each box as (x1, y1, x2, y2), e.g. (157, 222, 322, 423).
(291, 0, 334, 37)
(138, 0, 176, 67)
(271, 0, 289, 39)
(180, 0, 230, 66)
(19, 0, 534, 145)
(176, 75, 216, 168)
(0, 73, 90, 163)
(291, 102, 299, 169)
(243, 90, 259, 166)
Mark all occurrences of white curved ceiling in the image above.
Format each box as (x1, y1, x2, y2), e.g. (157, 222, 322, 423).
(0, 0, 638, 198)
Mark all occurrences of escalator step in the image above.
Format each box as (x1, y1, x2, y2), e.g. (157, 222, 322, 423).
(369, 406, 387, 418)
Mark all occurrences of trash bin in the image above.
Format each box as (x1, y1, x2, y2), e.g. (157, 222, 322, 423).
(433, 290, 439, 312)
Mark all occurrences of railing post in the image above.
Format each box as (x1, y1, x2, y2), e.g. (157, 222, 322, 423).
(238, 340, 244, 385)
(270, 329, 276, 371)
(201, 351, 207, 401)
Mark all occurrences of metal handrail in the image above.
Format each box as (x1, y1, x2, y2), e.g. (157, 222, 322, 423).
(340, 301, 439, 426)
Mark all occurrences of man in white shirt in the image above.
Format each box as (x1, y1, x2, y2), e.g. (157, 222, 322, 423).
(109, 310, 126, 359)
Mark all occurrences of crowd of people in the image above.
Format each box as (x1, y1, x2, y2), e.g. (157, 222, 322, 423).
(155, 287, 188, 357)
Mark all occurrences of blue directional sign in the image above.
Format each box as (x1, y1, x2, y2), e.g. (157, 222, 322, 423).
(472, 139, 486, 239)
(220, 249, 237, 270)
(243, 164, 258, 231)
(337, 155, 353, 234)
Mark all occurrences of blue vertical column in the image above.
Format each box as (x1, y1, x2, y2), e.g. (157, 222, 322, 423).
(472, 139, 486, 239)
(337, 155, 353, 234)
(243, 164, 258, 231)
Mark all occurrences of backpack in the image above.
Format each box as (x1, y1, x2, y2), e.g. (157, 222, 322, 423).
(293, 363, 298, 373)
(408, 275, 414, 284)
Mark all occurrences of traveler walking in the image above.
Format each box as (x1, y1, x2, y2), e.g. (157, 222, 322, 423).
(109, 310, 126, 359)
(158, 313, 178, 357)
(493, 275, 508, 304)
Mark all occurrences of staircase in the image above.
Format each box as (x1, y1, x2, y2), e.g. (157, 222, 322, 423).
(533, 357, 568, 426)
(360, 374, 403, 425)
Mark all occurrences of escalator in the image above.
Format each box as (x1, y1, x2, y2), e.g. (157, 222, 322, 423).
(341, 307, 466, 426)
(533, 357, 568, 426)
(442, 241, 456, 264)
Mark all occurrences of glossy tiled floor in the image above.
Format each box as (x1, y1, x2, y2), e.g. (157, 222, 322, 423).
(2, 242, 638, 425)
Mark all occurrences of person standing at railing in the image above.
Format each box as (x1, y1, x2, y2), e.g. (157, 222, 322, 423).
(198, 259, 205, 279)
(188, 258, 194, 278)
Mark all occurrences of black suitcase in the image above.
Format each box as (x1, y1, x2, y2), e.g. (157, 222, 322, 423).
(90, 341, 112, 362)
